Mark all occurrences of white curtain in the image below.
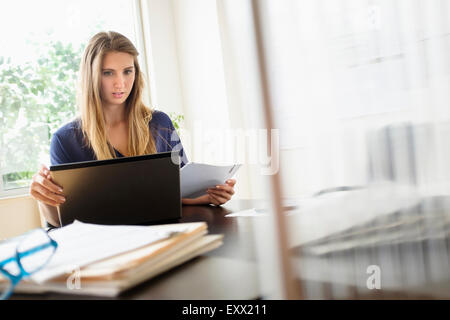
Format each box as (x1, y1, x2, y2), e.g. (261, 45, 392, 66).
(157, 0, 450, 298)
(236, 0, 450, 298)
(214, 0, 450, 198)
(166, 0, 450, 198)
(162, 0, 271, 199)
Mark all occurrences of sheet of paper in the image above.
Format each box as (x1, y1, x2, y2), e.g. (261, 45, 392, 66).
(225, 208, 268, 218)
(181, 162, 241, 198)
(0, 221, 188, 284)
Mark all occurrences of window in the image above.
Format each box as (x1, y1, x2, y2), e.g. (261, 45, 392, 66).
(0, 0, 144, 197)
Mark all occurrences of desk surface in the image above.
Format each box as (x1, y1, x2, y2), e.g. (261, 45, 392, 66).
(12, 199, 263, 300)
(12, 199, 450, 300)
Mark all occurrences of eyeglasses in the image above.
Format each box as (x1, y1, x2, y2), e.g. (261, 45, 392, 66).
(0, 229, 58, 300)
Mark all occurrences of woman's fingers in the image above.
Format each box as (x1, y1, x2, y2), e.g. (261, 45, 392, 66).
(208, 192, 227, 205)
(39, 164, 52, 180)
(39, 163, 49, 174)
(30, 165, 65, 207)
(207, 189, 231, 203)
(226, 179, 236, 187)
(30, 192, 59, 207)
(205, 179, 236, 205)
(31, 182, 66, 204)
(39, 164, 63, 191)
(30, 184, 63, 207)
(209, 184, 234, 196)
(207, 193, 220, 205)
(33, 172, 64, 196)
(208, 189, 232, 200)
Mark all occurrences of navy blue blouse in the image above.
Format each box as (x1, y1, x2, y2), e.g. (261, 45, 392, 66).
(50, 110, 188, 167)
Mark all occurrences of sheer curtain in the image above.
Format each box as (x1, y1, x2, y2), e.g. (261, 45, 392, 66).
(148, 0, 450, 298)
(215, 0, 450, 298)
(218, 0, 450, 197)
(145, 0, 450, 197)
(161, 0, 271, 199)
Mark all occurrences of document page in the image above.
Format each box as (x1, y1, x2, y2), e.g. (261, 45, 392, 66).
(181, 163, 241, 198)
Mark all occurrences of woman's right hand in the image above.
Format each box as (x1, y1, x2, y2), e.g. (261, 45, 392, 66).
(30, 164, 66, 207)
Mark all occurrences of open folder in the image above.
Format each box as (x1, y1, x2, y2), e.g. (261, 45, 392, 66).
(0, 221, 223, 297)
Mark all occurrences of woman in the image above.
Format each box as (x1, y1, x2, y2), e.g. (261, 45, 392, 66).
(30, 31, 236, 227)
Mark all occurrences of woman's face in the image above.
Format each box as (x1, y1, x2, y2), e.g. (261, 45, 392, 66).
(100, 51, 136, 108)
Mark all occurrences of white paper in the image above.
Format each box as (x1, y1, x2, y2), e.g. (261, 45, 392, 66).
(0, 221, 188, 284)
(225, 208, 268, 218)
(181, 163, 241, 198)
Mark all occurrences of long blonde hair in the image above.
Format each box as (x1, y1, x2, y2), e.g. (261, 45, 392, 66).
(78, 31, 156, 160)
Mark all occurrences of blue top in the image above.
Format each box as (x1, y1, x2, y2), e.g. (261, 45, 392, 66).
(50, 110, 188, 167)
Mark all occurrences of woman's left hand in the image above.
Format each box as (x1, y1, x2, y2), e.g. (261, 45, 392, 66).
(206, 179, 236, 205)
(182, 179, 236, 206)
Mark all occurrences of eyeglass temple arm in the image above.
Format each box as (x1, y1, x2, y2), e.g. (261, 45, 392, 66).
(0, 241, 57, 268)
(16, 241, 57, 260)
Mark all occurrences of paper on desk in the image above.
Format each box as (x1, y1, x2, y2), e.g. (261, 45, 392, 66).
(181, 163, 241, 198)
(0, 221, 188, 284)
(225, 208, 268, 217)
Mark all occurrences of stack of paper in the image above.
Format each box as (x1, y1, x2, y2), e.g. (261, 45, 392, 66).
(0, 221, 223, 297)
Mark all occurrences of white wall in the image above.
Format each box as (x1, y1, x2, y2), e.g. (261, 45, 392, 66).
(141, 0, 184, 114)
